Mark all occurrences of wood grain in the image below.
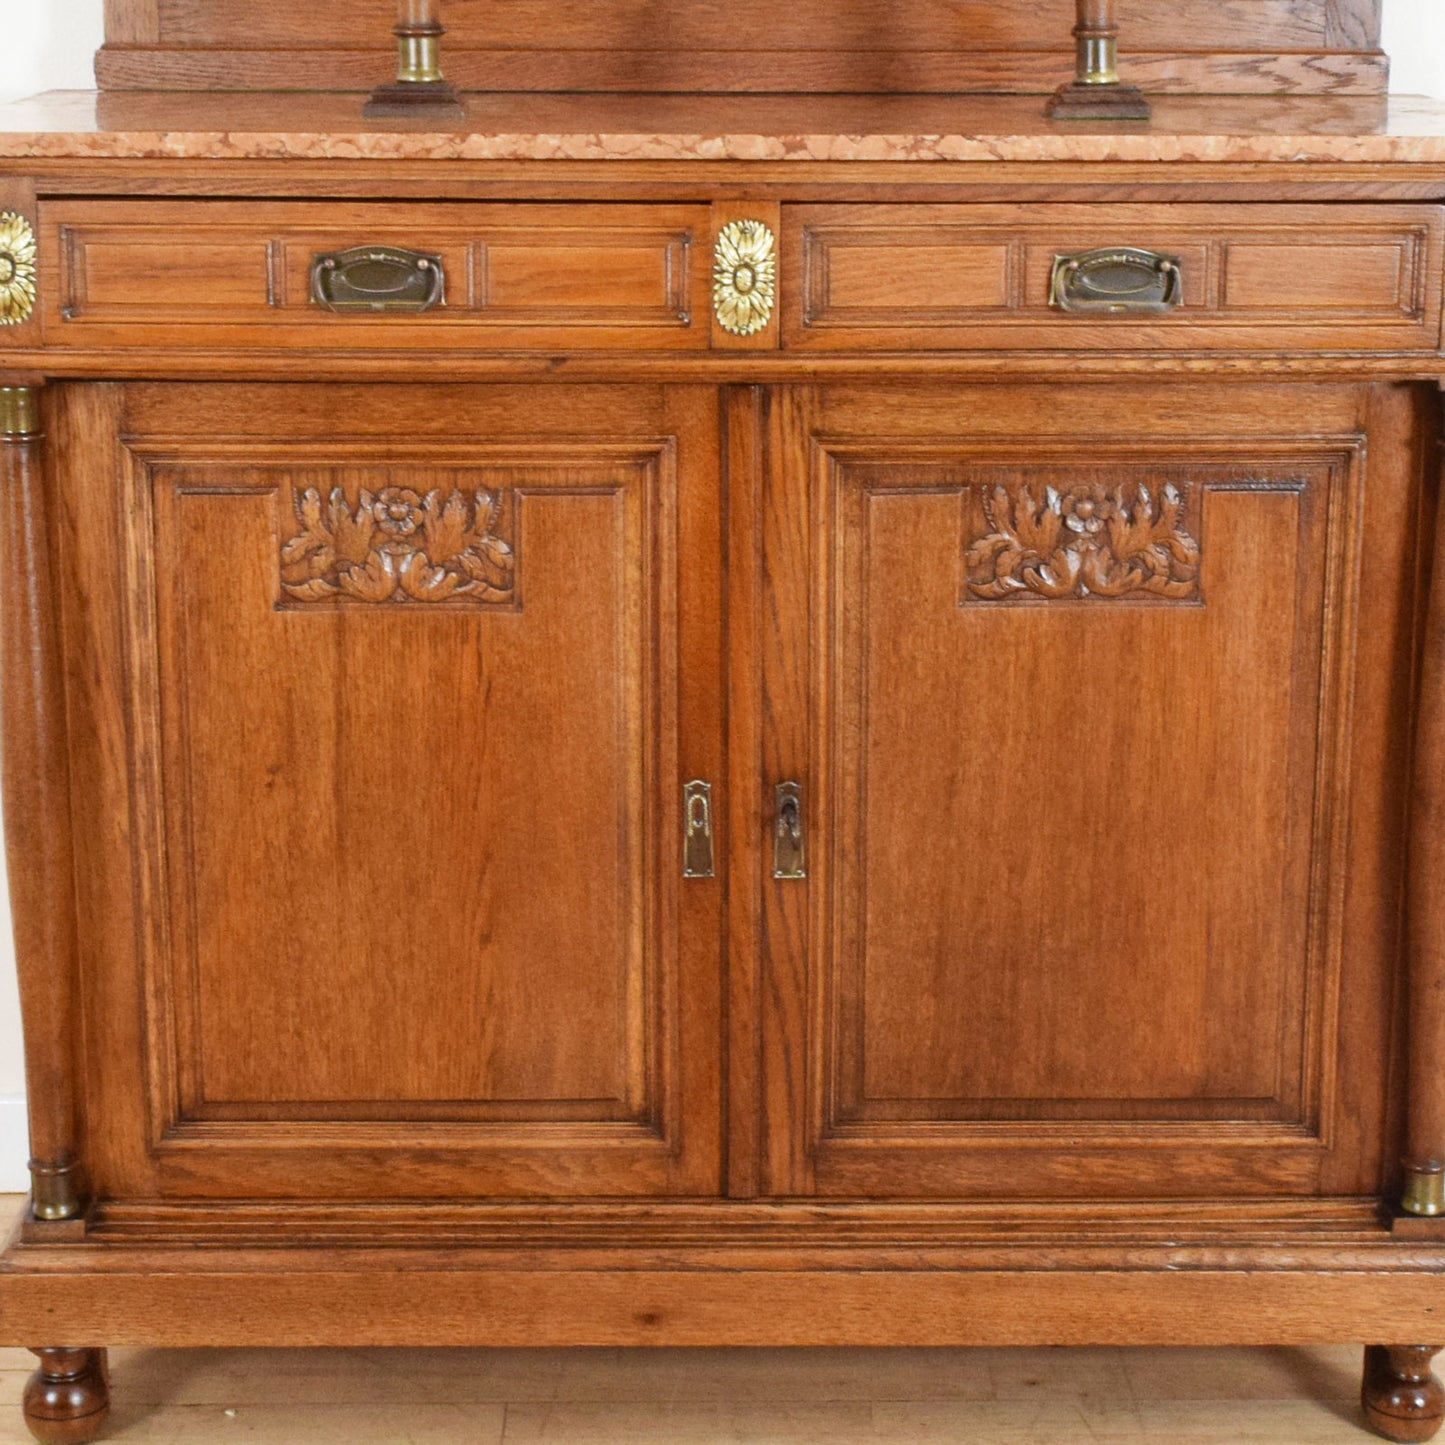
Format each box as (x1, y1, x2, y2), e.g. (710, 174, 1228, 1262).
(40, 200, 712, 354)
(91, 47, 1390, 96)
(52, 382, 725, 1202)
(4, 41, 1445, 1444)
(1405, 389, 1445, 1190)
(787, 202, 1444, 354)
(90, 0, 1387, 95)
(0, 381, 84, 1217)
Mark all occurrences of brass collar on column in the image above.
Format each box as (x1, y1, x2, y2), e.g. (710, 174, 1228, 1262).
(0, 386, 39, 439)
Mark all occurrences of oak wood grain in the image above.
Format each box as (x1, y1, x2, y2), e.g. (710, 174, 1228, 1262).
(89, 0, 1388, 95)
(0, 381, 84, 1220)
(1404, 390, 1445, 1193)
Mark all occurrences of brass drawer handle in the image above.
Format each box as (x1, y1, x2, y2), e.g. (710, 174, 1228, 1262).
(311, 245, 445, 313)
(1050, 246, 1183, 315)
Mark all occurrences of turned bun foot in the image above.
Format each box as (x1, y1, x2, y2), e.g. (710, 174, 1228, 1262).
(22, 1349, 109, 1445)
(1364, 1346, 1445, 1441)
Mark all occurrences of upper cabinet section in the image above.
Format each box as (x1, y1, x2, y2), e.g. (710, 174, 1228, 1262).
(96, 0, 1386, 95)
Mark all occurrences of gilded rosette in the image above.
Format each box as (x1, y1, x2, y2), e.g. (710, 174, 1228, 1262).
(0, 213, 37, 327)
(713, 219, 777, 337)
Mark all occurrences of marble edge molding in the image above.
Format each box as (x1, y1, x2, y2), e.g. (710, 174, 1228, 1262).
(2, 130, 1445, 163)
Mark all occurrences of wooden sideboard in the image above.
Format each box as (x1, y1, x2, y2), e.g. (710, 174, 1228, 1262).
(6, 6, 1445, 1433)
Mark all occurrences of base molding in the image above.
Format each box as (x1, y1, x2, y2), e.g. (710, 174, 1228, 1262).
(5, 1245, 1445, 1348)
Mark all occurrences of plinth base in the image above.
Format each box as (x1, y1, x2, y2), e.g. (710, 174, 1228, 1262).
(1046, 81, 1152, 121)
(363, 81, 468, 122)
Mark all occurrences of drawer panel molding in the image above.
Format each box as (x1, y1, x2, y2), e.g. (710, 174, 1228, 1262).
(40, 200, 709, 352)
(786, 202, 1445, 352)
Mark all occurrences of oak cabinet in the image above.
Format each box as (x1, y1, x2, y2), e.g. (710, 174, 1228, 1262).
(6, 90, 1445, 1443)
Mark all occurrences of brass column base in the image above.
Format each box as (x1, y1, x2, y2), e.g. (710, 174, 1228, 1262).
(363, 80, 468, 121)
(1047, 80, 1152, 121)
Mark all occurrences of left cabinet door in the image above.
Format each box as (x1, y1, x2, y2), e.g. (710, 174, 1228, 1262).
(56, 382, 724, 1204)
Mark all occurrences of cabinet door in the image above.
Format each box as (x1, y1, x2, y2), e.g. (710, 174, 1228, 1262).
(750, 382, 1421, 1201)
(61, 382, 723, 1203)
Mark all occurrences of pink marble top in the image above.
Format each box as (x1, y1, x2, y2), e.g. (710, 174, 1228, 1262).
(2, 91, 1445, 165)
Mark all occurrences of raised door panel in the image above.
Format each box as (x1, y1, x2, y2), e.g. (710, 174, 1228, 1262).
(59, 382, 723, 1202)
(754, 382, 1415, 1201)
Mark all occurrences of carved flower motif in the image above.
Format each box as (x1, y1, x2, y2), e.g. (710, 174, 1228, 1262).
(0, 213, 37, 328)
(281, 484, 516, 605)
(965, 481, 1201, 602)
(372, 487, 424, 538)
(713, 219, 777, 337)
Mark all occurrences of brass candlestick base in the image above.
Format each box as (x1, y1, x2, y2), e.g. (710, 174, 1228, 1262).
(1046, 0, 1152, 122)
(365, 0, 467, 121)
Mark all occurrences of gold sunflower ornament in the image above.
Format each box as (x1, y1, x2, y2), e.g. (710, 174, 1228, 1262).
(0, 213, 37, 327)
(713, 219, 777, 337)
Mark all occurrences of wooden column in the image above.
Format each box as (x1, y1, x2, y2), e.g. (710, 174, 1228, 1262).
(1046, 0, 1152, 121)
(364, 0, 467, 119)
(1404, 387, 1445, 1220)
(0, 384, 84, 1223)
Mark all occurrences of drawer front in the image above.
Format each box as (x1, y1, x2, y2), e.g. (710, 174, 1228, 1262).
(40, 200, 709, 351)
(784, 203, 1445, 352)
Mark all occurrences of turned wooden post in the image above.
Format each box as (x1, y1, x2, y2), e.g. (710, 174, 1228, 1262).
(1046, 0, 1152, 121)
(364, 0, 467, 120)
(0, 384, 85, 1224)
(1404, 388, 1445, 1223)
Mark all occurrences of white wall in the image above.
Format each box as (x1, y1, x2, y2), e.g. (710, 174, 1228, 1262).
(0, 4, 1440, 1190)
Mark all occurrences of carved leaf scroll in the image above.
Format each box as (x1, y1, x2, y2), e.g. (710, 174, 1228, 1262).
(964, 481, 1201, 602)
(281, 485, 516, 605)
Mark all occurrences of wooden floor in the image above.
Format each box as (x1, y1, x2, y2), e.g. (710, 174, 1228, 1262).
(0, 1200, 1389, 1444)
(0, 1340, 1386, 1442)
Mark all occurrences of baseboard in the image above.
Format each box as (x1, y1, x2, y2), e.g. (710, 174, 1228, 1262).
(0, 1096, 28, 1193)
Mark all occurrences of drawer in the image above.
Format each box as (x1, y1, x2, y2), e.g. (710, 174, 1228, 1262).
(783, 203, 1445, 352)
(39, 200, 710, 351)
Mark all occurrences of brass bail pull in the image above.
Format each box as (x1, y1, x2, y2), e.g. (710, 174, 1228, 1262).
(774, 781, 806, 881)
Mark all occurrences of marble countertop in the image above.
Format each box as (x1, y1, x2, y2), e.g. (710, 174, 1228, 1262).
(2, 91, 1445, 164)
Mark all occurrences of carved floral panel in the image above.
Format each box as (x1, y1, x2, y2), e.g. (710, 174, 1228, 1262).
(963, 478, 1201, 603)
(280, 483, 516, 606)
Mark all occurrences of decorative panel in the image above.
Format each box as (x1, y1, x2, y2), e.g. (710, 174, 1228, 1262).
(789, 403, 1371, 1201)
(61, 382, 724, 1202)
